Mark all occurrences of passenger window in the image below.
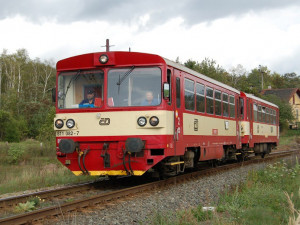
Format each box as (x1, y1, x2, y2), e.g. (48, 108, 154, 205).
(262, 107, 266, 123)
(223, 93, 229, 117)
(253, 104, 257, 121)
(247, 100, 250, 120)
(167, 69, 172, 103)
(249, 103, 252, 121)
(258, 105, 262, 122)
(229, 95, 235, 118)
(215, 91, 221, 116)
(239, 98, 244, 118)
(184, 78, 195, 111)
(196, 83, 205, 113)
(206, 87, 214, 114)
(176, 77, 181, 108)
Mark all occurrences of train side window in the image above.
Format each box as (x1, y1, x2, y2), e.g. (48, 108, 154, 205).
(273, 109, 276, 125)
(239, 98, 244, 119)
(215, 90, 221, 116)
(247, 100, 250, 120)
(270, 109, 273, 124)
(266, 108, 269, 124)
(167, 69, 172, 103)
(253, 104, 257, 121)
(196, 83, 205, 113)
(223, 93, 229, 117)
(229, 95, 235, 118)
(206, 87, 214, 114)
(176, 77, 181, 108)
(249, 103, 252, 121)
(262, 107, 266, 123)
(258, 105, 262, 122)
(184, 78, 195, 111)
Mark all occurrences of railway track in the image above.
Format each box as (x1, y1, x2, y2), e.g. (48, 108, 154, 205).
(0, 149, 299, 225)
(0, 176, 137, 211)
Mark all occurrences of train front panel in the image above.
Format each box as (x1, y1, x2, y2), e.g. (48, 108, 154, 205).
(54, 52, 174, 176)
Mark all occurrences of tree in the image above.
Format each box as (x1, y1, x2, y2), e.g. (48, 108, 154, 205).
(184, 58, 231, 85)
(229, 64, 247, 88)
(0, 49, 56, 141)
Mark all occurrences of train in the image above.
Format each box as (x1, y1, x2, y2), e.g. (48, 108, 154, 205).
(53, 51, 279, 177)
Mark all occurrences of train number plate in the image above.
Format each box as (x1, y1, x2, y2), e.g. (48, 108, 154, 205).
(56, 131, 80, 136)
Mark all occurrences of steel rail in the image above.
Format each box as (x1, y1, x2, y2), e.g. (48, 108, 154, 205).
(0, 181, 98, 210)
(0, 149, 299, 225)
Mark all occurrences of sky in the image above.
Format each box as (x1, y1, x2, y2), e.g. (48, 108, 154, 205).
(0, 0, 300, 75)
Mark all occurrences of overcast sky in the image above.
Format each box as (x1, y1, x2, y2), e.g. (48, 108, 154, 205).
(0, 0, 300, 75)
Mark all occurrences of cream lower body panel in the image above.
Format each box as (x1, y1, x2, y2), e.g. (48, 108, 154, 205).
(55, 110, 174, 137)
(253, 122, 277, 137)
(183, 113, 236, 136)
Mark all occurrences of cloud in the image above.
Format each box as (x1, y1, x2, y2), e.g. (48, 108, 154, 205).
(1, 1, 300, 75)
(0, 0, 299, 26)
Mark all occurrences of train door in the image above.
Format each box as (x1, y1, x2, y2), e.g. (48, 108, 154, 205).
(249, 100, 254, 147)
(173, 69, 184, 155)
(236, 97, 242, 149)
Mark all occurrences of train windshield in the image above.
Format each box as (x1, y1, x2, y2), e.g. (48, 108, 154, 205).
(57, 70, 104, 109)
(107, 67, 161, 107)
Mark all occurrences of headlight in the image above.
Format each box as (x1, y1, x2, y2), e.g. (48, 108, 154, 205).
(137, 117, 147, 127)
(149, 116, 159, 126)
(99, 54, 109, 64)
(66, 119, 75, 128)
(55, 119, 64, 129)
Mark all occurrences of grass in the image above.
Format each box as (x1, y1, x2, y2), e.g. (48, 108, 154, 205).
(150, 159, 300, 225)
(279, 129, 300, 147)
(216, 160, 300, 225)
(0, 140, 96, 195)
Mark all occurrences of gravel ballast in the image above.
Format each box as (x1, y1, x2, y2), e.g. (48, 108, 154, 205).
(51, 154, 299, 225)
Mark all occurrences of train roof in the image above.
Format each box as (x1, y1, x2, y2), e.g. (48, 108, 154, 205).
(244, 93, 278, 108)
(164, 58, 240, 94)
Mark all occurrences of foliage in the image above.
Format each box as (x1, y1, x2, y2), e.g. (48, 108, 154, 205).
(191, 205, 213, 222)
(37, 106, 56, 143)
(7, 143, 25, 164)
(184, 58, 231, 85)
(16, 201, 36, 212)
(217, 160, 300, 225)
(0, 49, 56, 141)
(0, 110, 28, 142)
(15, 196, 45, 212)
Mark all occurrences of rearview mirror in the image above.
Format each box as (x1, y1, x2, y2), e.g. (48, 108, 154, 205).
(163, 83, 170, 99)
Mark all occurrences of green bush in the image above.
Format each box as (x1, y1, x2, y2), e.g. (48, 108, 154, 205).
(7, 143, 25, 164)
(37, 106, 56, 143)
(0, 110, 28, 142)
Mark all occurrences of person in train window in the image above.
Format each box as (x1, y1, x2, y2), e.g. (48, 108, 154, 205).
(80, 90, 95, 105)
(141, 91, 159, 106)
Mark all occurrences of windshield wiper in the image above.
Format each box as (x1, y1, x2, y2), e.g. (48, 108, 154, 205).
(62, 70, 81, 100)
(116, 66, 135, 86)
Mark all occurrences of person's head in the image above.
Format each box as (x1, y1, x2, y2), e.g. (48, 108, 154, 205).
(146, 91, 154, 102)
(87, 90, 95, 100)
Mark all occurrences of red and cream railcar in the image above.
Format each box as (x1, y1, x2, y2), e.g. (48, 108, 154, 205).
(53, 51, 278, 177)
(239, 92, 279, 157)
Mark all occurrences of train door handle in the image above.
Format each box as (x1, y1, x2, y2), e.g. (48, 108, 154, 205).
(176, 127, 180, 140)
